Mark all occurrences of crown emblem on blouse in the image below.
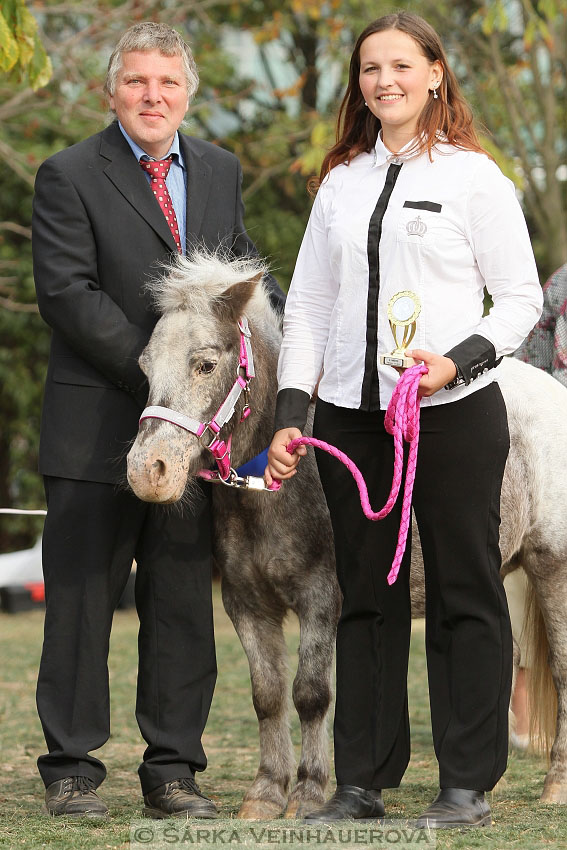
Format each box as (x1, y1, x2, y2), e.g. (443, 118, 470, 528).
(406, 215, 427, 237)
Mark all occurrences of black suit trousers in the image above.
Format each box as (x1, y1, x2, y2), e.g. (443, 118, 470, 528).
(313, 383, 512, 792)
(36, 477, 216, 794)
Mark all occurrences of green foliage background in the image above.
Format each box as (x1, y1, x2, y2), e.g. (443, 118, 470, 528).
(0, 0, 51, 89)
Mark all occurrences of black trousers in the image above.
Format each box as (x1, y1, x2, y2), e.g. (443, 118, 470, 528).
(313, 383, 512, 792)
(36, 477, 216, 795)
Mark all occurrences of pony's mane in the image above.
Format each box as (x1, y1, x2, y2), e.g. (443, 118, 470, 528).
(148, 249, 270, 316)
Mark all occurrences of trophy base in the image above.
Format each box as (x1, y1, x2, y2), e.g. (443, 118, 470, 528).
(380, 353, 417, 369)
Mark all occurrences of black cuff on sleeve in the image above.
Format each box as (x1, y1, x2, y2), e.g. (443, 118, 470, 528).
(443, 334, 502, 386)
(273, 388, 311, 432)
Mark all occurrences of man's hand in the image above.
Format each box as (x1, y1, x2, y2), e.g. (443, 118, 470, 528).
(265, 427, 306, 487)
(405, 349, 457, 397)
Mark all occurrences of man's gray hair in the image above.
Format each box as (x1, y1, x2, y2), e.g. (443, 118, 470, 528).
(104, 22, 199, 101)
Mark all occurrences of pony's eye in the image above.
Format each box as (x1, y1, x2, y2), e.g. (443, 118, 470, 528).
(199, 361, 216, 374)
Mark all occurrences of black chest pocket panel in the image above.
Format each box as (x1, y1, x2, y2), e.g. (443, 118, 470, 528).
(403, 200, 442, 213)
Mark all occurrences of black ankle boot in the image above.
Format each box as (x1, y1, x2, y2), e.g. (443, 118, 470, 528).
(304, 785, 384, 822)
(415, 788, 491, 829)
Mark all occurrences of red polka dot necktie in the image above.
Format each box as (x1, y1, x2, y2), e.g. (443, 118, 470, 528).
(140, 156, 182, 254)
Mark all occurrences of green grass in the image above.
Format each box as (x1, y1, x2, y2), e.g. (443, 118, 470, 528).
(0, 584, 565, 849)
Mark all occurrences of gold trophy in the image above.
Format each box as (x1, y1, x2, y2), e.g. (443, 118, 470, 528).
(379, 290, 421, 369)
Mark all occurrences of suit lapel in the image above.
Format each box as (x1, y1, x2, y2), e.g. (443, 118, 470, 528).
(180, 135, 212, 242)
(99, 123, 177, 254)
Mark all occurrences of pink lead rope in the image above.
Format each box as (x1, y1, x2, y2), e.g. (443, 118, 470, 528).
(285, 364, 428, 585)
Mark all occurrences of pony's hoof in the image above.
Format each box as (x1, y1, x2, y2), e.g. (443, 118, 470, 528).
(540, 781, 567, 804)
(237, 800, 285, 820)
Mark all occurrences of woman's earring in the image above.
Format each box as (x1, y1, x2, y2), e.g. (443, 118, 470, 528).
(364, 101, 368, 106)
(433, 84, 439, 100)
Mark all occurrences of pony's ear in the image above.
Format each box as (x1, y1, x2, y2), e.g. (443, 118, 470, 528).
(213, 273, 262, 324)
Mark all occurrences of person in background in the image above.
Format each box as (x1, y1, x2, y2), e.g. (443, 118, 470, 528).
(515, 263, 567, 386)
(266, 12, 542, 829)
(32, 22, 284, 819)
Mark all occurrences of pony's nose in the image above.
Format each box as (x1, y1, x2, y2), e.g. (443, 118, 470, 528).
(127, 446, 178, 502)
(150, 457, 167, 482)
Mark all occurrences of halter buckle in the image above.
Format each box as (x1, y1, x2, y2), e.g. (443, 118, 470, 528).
(213, 469, 277, 492)
(198, 425, 218, 450)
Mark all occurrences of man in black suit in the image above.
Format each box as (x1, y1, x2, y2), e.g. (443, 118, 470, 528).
(32, 22, 284, 819)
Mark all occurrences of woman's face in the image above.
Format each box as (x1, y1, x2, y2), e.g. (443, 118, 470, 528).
(358, 29, 442, 147)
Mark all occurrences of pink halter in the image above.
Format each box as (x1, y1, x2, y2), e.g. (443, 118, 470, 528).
(139, 317, 255, 483)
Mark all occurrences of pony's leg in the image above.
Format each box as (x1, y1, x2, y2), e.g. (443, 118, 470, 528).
(524, 561, 567, 803)
(222, 584, 295, 819)
(285, 578, 340, 819)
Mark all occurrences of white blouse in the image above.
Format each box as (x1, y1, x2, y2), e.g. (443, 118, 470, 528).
(277, 135, 543, 411)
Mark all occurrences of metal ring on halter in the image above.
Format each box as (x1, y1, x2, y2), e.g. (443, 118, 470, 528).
(217, 469, 243, 487)
(236, 364, 249, 382)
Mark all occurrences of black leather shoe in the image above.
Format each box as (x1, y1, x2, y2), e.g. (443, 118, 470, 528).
(415, 788, 491, 829)
(143, 777, 218, 819)
(304, 785, 384, 822)
(45, 776, 109, 818)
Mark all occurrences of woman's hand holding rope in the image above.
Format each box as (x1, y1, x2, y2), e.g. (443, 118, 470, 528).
(265, 427, 306, 487)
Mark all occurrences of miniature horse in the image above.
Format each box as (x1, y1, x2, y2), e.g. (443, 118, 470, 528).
(128, 252, 567, 813)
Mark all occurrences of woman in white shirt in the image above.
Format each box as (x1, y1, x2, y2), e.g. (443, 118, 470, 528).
(266, 12, 543, 829)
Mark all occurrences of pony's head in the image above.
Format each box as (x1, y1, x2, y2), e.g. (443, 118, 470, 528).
(127, 250, 279, 505)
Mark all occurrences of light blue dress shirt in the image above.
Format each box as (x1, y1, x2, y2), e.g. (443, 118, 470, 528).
(118, 122, 187, 254)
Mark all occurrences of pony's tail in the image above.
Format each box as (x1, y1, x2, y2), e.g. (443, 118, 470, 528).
(525, 580, 557, 756)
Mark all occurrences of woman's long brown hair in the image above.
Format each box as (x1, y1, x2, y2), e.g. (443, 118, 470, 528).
(313, 12, 490, 192)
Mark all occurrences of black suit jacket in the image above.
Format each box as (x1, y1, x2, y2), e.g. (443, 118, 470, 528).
(33, 122, 284, 484)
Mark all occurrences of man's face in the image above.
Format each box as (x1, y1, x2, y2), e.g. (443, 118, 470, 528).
(109, 49, 189, 159)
